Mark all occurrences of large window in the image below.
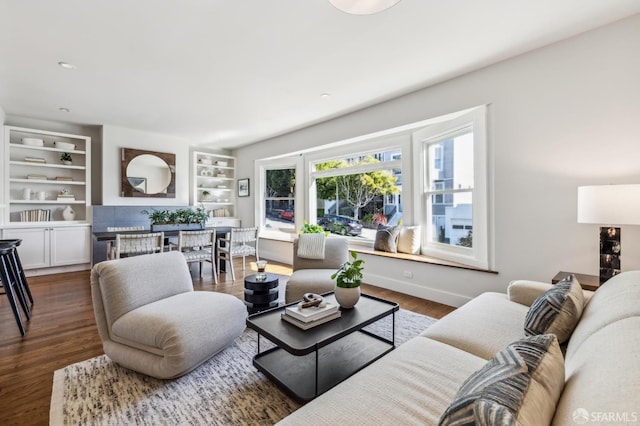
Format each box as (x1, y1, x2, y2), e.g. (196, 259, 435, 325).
(264, 168, 296, 232)
(310, 147, 403, 241)
(254, 106, 489, 269)
(413, 106, 488, 268)
(256, 156, 302, 240)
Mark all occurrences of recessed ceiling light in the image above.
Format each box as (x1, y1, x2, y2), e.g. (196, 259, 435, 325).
(59, 107, 71, 113)
(320, 93, 331, 99)
(58, 61, 77, 70)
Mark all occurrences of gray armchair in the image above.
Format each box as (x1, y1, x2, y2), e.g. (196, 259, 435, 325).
(91, 251, 247, 379)
(285, 237, 349, 303)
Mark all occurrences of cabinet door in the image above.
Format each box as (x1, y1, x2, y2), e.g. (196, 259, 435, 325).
(50, 226, 91, 266)
(2, 228, 50, 269)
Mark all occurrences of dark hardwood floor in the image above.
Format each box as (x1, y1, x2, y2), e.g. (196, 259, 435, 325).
(0, 259, 454, 425)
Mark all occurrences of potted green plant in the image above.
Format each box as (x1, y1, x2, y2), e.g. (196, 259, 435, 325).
(301, 221, 329, 236)
(201, 190, 211, 201)
(142, 206, 208, 232)
(60, 152, 72, 165)
(331, 251, 364, 308)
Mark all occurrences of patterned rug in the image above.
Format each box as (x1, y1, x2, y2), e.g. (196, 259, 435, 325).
(50, 309, 436, 425)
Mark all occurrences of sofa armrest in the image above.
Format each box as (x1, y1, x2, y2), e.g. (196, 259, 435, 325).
(507, 280, 554, 306)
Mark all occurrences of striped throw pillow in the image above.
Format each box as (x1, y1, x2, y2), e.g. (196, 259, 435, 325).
(524, 275, 584, 343)
(439, 334, 564, 426)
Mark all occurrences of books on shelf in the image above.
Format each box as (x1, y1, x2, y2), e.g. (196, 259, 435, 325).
(281, 310, 341, 330)
(20, 209, 51, 222)
(54, 176, 74, 181)
(57, 195, 76, 201)
(27, 174, 48, 180)
(284, 302, 339, 322)
(24, 156, 46, 163)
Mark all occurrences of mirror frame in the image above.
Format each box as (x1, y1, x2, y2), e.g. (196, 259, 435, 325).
(121, 148, 176, 198)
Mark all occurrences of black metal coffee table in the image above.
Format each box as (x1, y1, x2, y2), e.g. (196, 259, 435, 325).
(246, 293, 399, 402)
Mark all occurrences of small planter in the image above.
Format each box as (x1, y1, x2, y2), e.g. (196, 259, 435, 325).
(151, 223, 203, 232)
(334, 285, 361, 309)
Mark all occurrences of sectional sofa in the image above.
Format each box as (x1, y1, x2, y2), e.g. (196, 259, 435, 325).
(278, 270, 640, 425)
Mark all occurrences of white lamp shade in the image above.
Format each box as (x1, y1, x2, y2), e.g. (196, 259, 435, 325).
(577, 184, 640, 225)
(328, 0, 401, 15)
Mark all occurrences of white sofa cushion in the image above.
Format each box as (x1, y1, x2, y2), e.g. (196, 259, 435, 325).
(397, 225, 421, 254)
(277, 336, 487, 425)
(554, 317, 640, 425)
(524, 274, 584, 344)
(565, 270, 640, 361)
(422, 292, 528, 360)
(439, 334, 564, 426)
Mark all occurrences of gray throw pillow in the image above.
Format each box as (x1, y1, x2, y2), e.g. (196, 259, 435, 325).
(524, 274, 584, 343)
(439, 334, 565, 426)
(374, 226, 400, 253)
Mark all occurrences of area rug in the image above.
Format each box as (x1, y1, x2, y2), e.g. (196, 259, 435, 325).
(50, 309, 436, 426)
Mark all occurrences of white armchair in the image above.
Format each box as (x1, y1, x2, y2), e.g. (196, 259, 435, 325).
(91, 251, 247, 379)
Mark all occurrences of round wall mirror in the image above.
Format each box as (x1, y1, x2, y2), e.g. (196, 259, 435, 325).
(126, 154, 172, 194)
(121, 148, 176, 198)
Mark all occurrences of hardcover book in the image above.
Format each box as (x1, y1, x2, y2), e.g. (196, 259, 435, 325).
(281, 311, 341, 330)
(284, 302, 339, 323)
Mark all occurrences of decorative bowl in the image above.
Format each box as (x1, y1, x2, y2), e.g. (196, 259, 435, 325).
(22, 138, 44, 147)
(54, 141, 76, 150)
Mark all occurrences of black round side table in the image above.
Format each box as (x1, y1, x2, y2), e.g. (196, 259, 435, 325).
(244, 273, 279, 314)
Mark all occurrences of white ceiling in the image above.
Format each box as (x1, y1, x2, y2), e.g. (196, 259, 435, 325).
(1, 1, 639, 149)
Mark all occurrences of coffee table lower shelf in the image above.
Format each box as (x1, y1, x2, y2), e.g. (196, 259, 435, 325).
(253, 330, 393, 402)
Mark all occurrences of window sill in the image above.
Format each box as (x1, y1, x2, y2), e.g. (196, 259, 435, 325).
(351, 246, 498, 275)
(258, 235, 497, 275)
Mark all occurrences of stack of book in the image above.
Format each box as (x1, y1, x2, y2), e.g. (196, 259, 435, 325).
(57, 193, 76, 201)
(27, 174, 48, 180)
(24, 156, 46, 163)
(281, 302, 341, 330)
(54, 176, 73, 182)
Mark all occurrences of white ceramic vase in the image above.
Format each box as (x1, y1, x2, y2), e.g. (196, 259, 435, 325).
(62, 205, 76, 221)
(334, 285, 361, 309)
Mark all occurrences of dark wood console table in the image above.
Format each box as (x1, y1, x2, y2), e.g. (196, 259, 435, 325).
(551, 271, 602, 291)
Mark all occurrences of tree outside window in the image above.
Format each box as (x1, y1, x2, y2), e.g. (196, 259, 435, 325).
(313, 151, 401, 239)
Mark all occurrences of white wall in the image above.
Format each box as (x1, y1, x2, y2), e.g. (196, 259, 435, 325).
(101, 125, 191, 205)
(234, 14, 640, 307)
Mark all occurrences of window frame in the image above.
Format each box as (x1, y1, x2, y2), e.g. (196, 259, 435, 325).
(412, 106, 489, 269)
(255, 155, 303, 241)
(306, 134, 410, 243)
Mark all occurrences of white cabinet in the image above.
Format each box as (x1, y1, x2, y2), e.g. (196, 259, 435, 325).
(192, 151, 239, 224)
(2, 126, 92, 273)
(51, 226, 92, 265)
(2, 225, 91, 270)
(3, 126, 91, 225)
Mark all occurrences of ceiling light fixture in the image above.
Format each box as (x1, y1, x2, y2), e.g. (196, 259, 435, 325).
(59, 107, 71, 112)
(58, 61, 77, 70)
(320, 93, 331, 99)
(328, 0, 401, 15)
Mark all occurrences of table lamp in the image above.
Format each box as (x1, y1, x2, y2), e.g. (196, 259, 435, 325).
(577, 184, 640, 281)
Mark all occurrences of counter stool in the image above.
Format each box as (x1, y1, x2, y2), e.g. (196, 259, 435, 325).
(0, 239, 33, 336)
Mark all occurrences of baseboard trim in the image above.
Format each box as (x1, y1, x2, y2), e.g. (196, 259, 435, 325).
(364, 272, 471, 308)
(25, 263, 91, 277)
